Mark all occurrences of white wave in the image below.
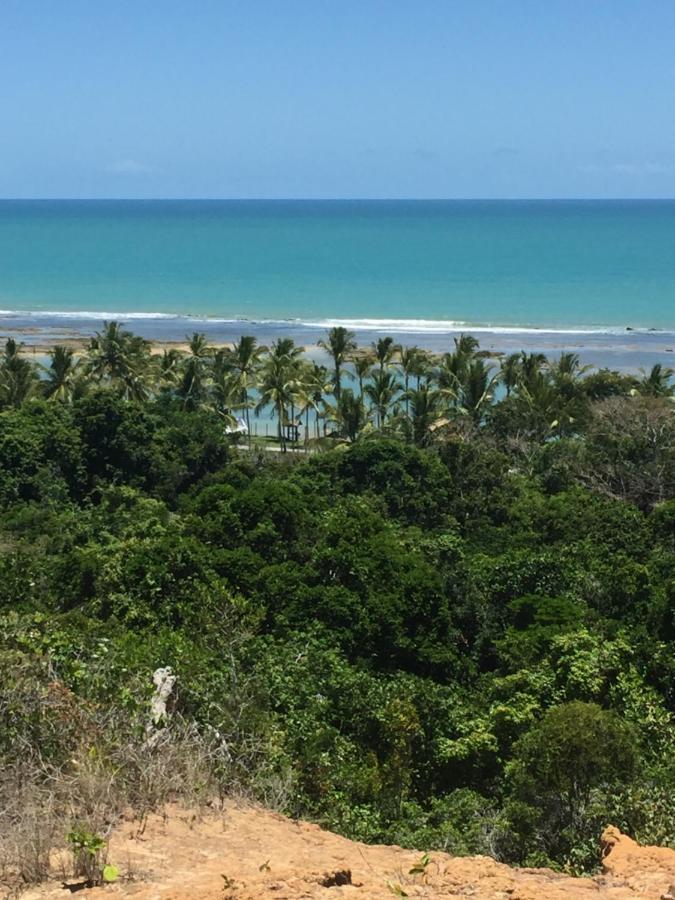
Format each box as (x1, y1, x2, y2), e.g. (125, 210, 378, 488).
(0, 309, 671, 338)
(297, 317, 669, 337)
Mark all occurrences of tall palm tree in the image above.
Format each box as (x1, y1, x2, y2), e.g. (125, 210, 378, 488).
(351, 350, 374, 398)
(176, 356, 209, 411)
(256, 353, 296, 451)
(0, 338, 37, 409)
(41, 345, 82, 402)
(318, 326, 357, 402)
(398, 346, 426, 416)
(371, 336, 396, 375)
(364, 369, 399, 428)
(226, 335, 265, 436)
(296, 362, 333, 441)
(268, 339, 304, 439)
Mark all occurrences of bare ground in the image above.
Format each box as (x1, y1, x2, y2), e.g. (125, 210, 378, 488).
(15, 805, 675, 900)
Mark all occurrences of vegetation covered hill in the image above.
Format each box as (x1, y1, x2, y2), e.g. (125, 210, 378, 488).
(0, 325, 673, 891)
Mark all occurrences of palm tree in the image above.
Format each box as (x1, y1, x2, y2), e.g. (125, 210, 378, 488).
(41, 345, 82, 402)
(296, 362, 333, 442)
(637, 364, 675, 398)
(86, 321, 151, 396)
(453, 333, 480, 357)
(552, 351, 589, 379)
(256, 353, 296, 451)
(173, 333, 215, 411)
(351, 351, 374, 398)
(407, 384, 447, 446)
(518, 351, 549, 393)
(209, 370, 238, 429)
(226, 335, 265, 436)
(371, 336, 396, 375)
(157, 348, 184, 389)
(364, 369, 399, 428)
(500, 353, 521, 397)
(398, 346, 425, 416)
(318, 327, 356, 402)
(187, 332, 212, 360)
(176, 356, 209, 411)
(0, 338, 37, 409)
(460, 359, 499, 422)
(336, 388, 367, 441)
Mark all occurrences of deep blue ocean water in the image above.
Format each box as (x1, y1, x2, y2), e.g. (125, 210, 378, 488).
(1, 200, 675, 333)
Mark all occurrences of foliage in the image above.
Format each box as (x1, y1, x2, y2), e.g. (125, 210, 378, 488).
(0, 327, 673, 885)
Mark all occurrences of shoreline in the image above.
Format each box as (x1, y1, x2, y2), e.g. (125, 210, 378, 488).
(2, 311, 674, 372)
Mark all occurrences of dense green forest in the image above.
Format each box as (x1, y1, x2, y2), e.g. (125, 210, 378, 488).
(0, 324, 673, 886)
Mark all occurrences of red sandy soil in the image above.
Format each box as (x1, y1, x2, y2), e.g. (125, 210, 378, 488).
(19, 804, 675, 900)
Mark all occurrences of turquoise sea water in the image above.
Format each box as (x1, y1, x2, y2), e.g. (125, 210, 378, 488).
(1, 200, 675, 334)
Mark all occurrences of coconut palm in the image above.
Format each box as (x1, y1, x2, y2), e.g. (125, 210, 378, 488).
(637, 363, 675, 398)
(351, 351, 374, 398)
(460, 359, 500, 422)
(453, 333, 480, 357)
(86, 321, 151, 395)
(336, 388, 367, 441)
(157, 348, 184, 389)
(176, 356, 209, 411)
(518, 351, 549, 393)
(318, 327, 356, 402)
(41, 345, 82, 402)
(209, 369, 239, 428)
(256, 353, 296, 451)
(0, 338, 37, 409)
(225, 335, 266, 436)
(500, 353, 521, 397)
(552, 351, 590, 380)
(296, 362, 333, 442)
(407, 384, 447, 446)
(186, 332, 212, 360)
(371, 336, 396, 375)
(398, 346, 426, 416)
(364, 369, 400, 428)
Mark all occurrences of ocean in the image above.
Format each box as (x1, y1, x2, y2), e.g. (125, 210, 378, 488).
(1, 200, 674, 368)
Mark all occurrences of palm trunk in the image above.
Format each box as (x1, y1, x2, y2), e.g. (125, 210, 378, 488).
(277, 401, 286, 452)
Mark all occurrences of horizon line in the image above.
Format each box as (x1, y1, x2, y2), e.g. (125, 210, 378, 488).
(3, 196, 675, 203)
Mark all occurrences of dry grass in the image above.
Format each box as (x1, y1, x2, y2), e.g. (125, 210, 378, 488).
(0, 669, 260, 898)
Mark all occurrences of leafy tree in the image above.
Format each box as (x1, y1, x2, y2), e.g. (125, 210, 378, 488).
(507, 702, 639, 867)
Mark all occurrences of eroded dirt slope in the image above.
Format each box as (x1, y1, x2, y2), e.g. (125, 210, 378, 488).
(21, 804, 675, 900)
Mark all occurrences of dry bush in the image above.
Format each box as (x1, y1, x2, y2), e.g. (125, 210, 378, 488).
(0, 668, 252, 895)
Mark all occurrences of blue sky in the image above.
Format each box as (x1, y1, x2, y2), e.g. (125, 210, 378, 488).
(2, 0, 675, 198)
